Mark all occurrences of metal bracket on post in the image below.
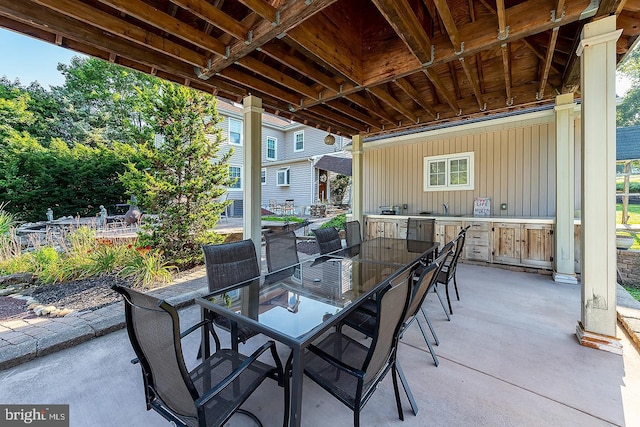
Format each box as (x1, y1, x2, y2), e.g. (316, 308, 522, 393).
(422, 45, 435, 67)
(223, 46, 230, 59)
(454, 42, 464, 56)
(536, 92, 544, 101)
(551, 9, 565, 22)
(480, 102, 487, 111)
(271, 10, 281, 27)
(245, 30, 253, 45)
(497, 26, 510, 41)
(506, 97, 514, 107)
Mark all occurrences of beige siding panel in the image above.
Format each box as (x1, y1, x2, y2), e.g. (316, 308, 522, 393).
(362, 119, 559, 217)
(530, 126, 540, 216)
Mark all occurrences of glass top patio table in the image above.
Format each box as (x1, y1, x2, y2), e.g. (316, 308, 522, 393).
(195, 253, 417, 427)
(326, 236, 439, 266)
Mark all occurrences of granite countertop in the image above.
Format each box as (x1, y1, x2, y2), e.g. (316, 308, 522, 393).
(363, 213, 558, 224)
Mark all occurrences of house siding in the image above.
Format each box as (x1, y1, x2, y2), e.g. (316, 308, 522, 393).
(262, 160, 314, 212)
(362, 114, 579, 217)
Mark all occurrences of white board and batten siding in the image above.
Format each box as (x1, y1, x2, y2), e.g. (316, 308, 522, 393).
(363, 111, 581, 217)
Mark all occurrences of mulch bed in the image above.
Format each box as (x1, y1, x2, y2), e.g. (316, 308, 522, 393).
(0, 275, 127, 322)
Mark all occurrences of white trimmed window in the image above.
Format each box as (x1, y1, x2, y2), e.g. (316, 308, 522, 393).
(228, 118, 242, 145)
(277, 167, 290, 186)
(294, 131, 304, 152)
(423, 152, 474, 191)
(266, 136, 277, 160)
(261, 168, 266, 185)
(229, 165, 242, 190)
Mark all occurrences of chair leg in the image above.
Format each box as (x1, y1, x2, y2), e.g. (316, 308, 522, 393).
(282, 365, 290, 427)
(454, 274, 460, 301)
(419, 307, 440, 346)
(416, 317, 439, 366)
(445, 281, 454, 315)
(394, 362, 414, 417)
(433, 285, 451, 321)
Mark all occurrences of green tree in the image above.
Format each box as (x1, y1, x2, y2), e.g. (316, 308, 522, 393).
(617, 45, 640, 127)
(120, 81, 232, 268)
(55, 57, 156, 146)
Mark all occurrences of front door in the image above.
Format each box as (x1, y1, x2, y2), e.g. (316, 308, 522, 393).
(318, 169, 328, 202)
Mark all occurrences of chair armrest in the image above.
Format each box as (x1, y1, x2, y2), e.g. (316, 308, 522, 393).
(179, 318, 213, 339)
(194, 341, 278, 408)
(307, 343, 364, 379)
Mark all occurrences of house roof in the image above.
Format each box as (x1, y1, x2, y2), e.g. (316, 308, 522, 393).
(618, 125, 640, 161)
(0, 1, 638, 138)
(315, 152, 353, 176)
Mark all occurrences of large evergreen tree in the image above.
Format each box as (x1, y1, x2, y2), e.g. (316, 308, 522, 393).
(120, 81, 232, 268)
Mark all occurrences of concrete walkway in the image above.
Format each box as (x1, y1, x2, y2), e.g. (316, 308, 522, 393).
(1, 264, 639, 426)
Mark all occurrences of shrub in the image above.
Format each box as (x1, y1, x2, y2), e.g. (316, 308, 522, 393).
(319, 214, 347, 231)
(119, 248, 175, 288)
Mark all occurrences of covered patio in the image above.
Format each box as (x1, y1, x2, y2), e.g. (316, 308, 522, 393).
(1, 263, 639, 426)
(1, 1, 640, 425)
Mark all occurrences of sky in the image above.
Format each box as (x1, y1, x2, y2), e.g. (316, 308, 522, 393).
(0, 27, 635, 95)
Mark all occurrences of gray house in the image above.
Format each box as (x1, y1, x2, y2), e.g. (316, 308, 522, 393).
(215, 99, 350, 216)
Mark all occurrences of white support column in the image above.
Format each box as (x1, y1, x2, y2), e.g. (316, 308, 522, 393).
(553, 93, 577, 284)
(575, 15, 622, 353)
(351, 134, 364, 225)
(242, 95, 263, 256)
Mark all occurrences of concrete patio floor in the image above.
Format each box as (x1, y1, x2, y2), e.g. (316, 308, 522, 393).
(1, 264, 639, 426)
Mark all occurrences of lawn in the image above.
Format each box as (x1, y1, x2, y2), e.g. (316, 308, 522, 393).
(623, 285, 640, 304)
(616, 203, 640, 224)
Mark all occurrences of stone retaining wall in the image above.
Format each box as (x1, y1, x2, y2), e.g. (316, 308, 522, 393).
(618, 249, 640, 286)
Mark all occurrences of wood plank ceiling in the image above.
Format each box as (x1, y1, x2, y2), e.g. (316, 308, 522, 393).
(0, 0, 638, 137)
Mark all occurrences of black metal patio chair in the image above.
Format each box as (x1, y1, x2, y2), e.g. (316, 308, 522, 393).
(264, 230, 300, 273)
(406, 217, 435, 241)
(345, 220, 362, 247)
(202, 239, 261, 351)
(436, 226, 469, 315)
(312, 227, 342, 254)
(303, 265, 413, 427)
(113, 285, 289, 427)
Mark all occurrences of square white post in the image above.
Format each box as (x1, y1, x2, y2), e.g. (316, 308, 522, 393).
(576, 15, 622, 353)
(243, 95, 263, 255)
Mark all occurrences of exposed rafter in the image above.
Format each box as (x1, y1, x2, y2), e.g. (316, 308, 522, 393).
(169, 0, 249, 41)
(538, 28, 559, 100)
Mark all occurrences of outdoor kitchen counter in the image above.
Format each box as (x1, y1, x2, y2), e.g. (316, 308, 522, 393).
(363, 214, 556, 224)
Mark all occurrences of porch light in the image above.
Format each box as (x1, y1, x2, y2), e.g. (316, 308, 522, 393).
(324, 134, 336, 145)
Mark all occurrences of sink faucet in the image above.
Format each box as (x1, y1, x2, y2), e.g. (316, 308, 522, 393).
(443, 203, 449, 215)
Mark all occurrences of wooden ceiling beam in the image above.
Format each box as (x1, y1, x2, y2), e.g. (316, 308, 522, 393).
(236, 0, 278, 23)
(459, 57, 486, 110)
(0, 0, 246, 98)
(423, 68, 460, 113)
(31, 0, 208, 68)
(325, 101, 382, 130)
(345, 93, 397, 125)
(394, 77, 439, 118)
(307, 105, 370, 131)
(522, 37, 562, 75)
(169, 0, 249, 41)
(501, 42, 513, 105)
(197, 0, 338, 78)
(259, 43, 341, 92)
(433, 0, 463, 54)
(538, 28, 559, 100)
(96, 0, 226, 56)
(235, 55, 319, 99)
(367, 86, 418, 124)
(371, 0, 434, 65)
(217, 67, 299, 105)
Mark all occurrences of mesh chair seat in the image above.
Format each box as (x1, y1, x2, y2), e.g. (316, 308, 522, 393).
(436, 227, 469, 315)
(304, 267, 413, 427)
(304, 332, 372, 408)
(113, 285, 288, 427)
(190, 349, 277, 426)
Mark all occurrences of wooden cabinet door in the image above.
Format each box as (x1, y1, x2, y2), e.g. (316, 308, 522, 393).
(382, 220, 399, 238)
(365, 219, 383, 239)
(492, 223, 521, 264)
(520, 224, 554, 268)
(435, 220, 463, 248)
